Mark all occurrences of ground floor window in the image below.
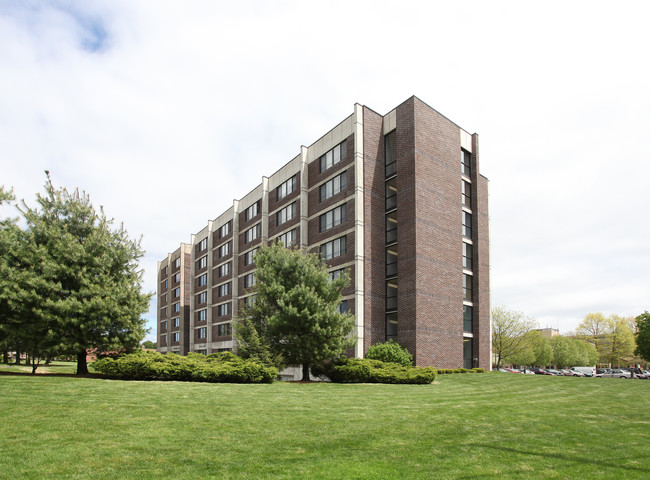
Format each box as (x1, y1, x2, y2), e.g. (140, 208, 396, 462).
(463, 337, 473, 369)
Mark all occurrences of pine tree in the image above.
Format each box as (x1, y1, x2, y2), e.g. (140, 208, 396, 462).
(1, 175, 151, 374)
(235, 241, 355, 380)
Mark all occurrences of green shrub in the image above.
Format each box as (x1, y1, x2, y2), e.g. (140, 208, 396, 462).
(93, 351, 277, 383)
(365, 340, 414, 366)
(312, 357, 436, 384)
(434, 367, 487, 375)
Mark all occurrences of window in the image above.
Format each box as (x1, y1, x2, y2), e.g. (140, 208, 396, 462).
(277, 175, 297, 200)
(385, 176, 397, 210)
(319, 140, 347, 173)
(197, 291, 207, 305)
(386, 312, 398, 340)
(163, 279, 168, 289)
(218, 262, 230, 278)
(219, 241, 230, 258)
(161, 293, 167, 303)
(463, 242, 473, 270)
(245, 295, 257, 307)
(219, 222, 230, 238)
(244, 248, 258, 266)
(198, 273, 207, 287)
(464, 337, 474, 369)
(198, 309, 207, 322)
(198, 327, 207, 339)
(196, 349, 207, 355)
(172, 332, 180, 342)
(464, 305, 473, 333)
(463, 274, 473, 301)
(276, 202, 296, 226)
(320, 204, 347, 232)
(320, 236, 347, 260)
(462, 180, 471, 208)
(173, 317, 180, 328)
(218, 282, 230, 297)
(197, 255, 208, 270)
(276, 229, 297, 248)
(386, 211, 397, 244)
(161, 306, 168, 317)
(217, 323, 232, 337)
(462, 211, 472, 238)
(244, 273, 256, 288)
(162, 266, 168, 276)
(161, 333, 167, 345)
(161, 320, 167, 330)
(386, 246, 398, 277)
(172, 302, 180, 313)
(385, 131, 396, 177)
(320, 172, 347, 202)
(217, 302, 230, 317)
(173, 257, 181, 269)
(338, 300, 348, 314)
(245, 224, 260, 243)
(462, 149, 471, 177)
(329, 268, 346, 282)
(198, 238, 208, 251)
(245, 202, 259, 221)
(173, 272, 181, 283)
(172, 287, 180, 298)
(386, 279, 398, 311)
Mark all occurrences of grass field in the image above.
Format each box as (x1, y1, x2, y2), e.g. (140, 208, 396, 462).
(1, 370, 649, 479)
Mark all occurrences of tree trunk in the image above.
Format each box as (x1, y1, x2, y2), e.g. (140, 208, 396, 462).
(301, 363, 310, 382)
(76, 349, 89, 375)
(2, 351, 8, 364)
(15, 353, 21, 365)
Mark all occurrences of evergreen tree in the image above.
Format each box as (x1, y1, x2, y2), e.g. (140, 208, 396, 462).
(635, 311, 650, 362)
(235, 241, 355, 381)
(1, 175, 151, 374)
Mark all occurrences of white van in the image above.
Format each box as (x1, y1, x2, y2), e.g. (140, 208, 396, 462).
(570, 366, 596, 377)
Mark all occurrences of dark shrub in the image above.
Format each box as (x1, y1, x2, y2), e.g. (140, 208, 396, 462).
(93, 351, 277, 383)
(365, 340, 413, 366)
(312, 357, 436, 384)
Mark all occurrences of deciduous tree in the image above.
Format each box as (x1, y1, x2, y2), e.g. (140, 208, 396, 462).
(491, 306, 538, 369)
(235, 241, 355, 380)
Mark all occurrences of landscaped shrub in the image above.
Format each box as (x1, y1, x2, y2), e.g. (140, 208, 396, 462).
(93, 351, 277, 383)
(365, 340, 413, 366)
(435, 367, 486, 374)
(312, 357, 436, 384)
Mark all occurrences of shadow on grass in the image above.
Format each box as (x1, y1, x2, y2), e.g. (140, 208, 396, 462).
(0, 370, 104, 379)
(462, 444, 650, 477)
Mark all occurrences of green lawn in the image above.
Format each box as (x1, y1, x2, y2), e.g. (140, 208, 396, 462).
(1, 371, 648, 479)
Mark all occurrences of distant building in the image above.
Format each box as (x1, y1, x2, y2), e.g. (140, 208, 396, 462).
(157, 96, 490, 369)
(535, 328, 560, 338)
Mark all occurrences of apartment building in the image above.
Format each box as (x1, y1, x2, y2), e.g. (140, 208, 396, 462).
(157, 96, 490, 369)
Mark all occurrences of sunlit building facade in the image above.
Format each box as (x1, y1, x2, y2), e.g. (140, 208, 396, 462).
(157, 96, 490, 369)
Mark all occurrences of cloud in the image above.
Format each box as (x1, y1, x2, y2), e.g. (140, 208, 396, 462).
(1, 1, 650, 340)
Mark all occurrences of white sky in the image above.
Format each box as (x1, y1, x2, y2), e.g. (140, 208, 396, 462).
(1, 0, 649, 341)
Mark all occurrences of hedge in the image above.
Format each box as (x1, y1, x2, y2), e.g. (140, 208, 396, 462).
(93, 351, 277, 383)
(312, 357, 437, 384)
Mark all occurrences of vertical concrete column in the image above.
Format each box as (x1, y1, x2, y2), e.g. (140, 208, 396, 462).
(231, 200, 240, 319)
(353, 103, 365, 358)
(299, 145, 309, 250)
(261, 177, 269, 242)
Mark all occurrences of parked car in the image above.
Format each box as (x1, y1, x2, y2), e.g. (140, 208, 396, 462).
(570, 366, 595, 377)
(595, 369, 630, 378)
(558, 369, 575, 376)
(545, 369, 562, 376)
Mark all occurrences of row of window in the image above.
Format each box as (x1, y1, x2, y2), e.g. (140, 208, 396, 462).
(320, 204, 347, 232)
(196, 322, 232, 340)
(245, 202, 259, 222)
(277, 202, 296, 226)
(320, 140, 347, 173)
(245, 224, 261, 244)
(277, 175, 297, 201)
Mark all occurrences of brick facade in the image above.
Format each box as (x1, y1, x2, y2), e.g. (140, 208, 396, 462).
(156, 96, 490, 369)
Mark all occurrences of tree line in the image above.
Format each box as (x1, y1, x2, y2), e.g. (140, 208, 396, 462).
(0, 176, 151, 374)
(492, 306, 650, 369)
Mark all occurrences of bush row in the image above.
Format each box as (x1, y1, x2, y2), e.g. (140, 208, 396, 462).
(93, 351, 277, 383)
(312, 357, 437, 384)
(436, 368, 485, 374)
